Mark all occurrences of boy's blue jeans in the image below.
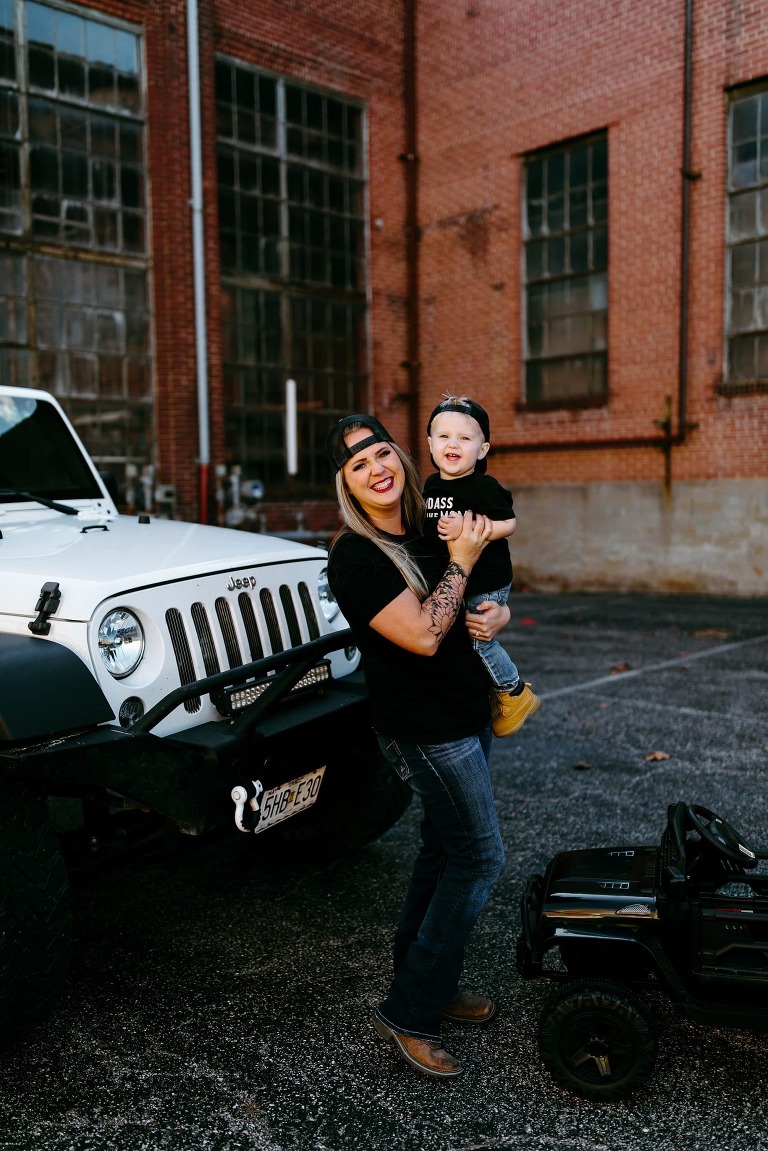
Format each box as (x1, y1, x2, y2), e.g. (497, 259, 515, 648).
(374, 728, 504, 1042)
(467, 583, 519, 693)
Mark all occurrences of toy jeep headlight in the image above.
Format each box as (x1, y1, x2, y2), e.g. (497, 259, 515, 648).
(97, 608, 145, 678)
(317, 567, 339, 622)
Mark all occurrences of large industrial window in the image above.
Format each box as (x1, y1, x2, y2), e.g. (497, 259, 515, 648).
(216, 58, 368, 495)
(0, 0, 151, 484)
(725, 86, 768, 393)
(523, 133, 608, 407)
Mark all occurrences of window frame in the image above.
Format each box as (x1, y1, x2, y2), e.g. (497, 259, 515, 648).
(0, 0, 153, 485)
(721, 81, 768, 396)
(216, 56, 370, 497)
(521, 131, 609, 412)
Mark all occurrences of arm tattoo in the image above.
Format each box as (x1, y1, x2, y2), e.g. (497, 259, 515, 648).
(424, 560, 468, 645)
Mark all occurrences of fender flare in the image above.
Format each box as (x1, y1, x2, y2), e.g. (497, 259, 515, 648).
(555, 923, 688, 997)
(0, 634, 114, 743)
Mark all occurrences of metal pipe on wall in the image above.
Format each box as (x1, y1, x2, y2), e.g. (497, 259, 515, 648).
(402, 0, 420, 455)
(187, 0, 210, 522)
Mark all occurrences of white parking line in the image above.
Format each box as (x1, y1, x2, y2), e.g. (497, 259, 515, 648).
(540, 632, 768, 700)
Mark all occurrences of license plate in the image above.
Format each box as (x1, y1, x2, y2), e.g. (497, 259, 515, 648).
(256, 766, 326, 834)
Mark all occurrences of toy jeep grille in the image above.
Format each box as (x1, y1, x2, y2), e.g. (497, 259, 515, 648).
(166, 581, 321, 713)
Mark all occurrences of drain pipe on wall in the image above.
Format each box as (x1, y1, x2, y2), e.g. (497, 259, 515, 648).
(187, 0, 210, 522)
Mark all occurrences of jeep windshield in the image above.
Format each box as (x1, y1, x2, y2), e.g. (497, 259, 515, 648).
(0, 393, 103, 503)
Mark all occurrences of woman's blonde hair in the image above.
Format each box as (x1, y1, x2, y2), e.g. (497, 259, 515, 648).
(331, 423, 429, 599)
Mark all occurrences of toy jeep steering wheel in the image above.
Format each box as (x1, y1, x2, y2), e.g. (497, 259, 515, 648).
(687, 804, 758, 869)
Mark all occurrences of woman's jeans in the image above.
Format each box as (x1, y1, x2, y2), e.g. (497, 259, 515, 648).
(467, 584, 519, 693)
(374, 728, 505, 1042)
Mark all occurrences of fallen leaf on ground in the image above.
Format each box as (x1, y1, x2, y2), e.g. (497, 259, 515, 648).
(644, 749, 670, 761)
(572, 761, 591, 770)
(610, 661, 631, 674)
(693, 628, 732, 638)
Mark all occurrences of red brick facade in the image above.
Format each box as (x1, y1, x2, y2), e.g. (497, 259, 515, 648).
(54, 0, 767, 588)
(414, 0, 768, 486)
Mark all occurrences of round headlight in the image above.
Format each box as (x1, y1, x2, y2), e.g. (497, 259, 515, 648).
(317, 566, 339, 622)
(97, 609, 145, 678)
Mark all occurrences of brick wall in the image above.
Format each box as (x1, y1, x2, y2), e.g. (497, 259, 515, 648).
(72, 0, 767, 590)
(414, 0, 768, 488)
(77, 0, 413, 521)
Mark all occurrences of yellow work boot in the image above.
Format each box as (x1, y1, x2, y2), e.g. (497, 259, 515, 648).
(491, 683, 540, 737)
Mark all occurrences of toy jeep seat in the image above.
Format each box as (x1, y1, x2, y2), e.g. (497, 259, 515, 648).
(656, 801, 688, 898)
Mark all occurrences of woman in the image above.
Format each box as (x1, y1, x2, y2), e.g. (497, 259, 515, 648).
(325, 413, 510, 1079)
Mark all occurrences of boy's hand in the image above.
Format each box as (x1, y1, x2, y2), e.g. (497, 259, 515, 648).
(437, 511, 464, 541)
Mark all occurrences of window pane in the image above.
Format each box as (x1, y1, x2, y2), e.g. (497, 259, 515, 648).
(524, 133, 608, 405)
(217, 60, 368, 491)
(727, 90, 768, 385)
(2, 6, 152, 495)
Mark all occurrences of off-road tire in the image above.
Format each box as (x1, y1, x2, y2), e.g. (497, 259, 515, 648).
(0, 779, 72, 1047)
(538, 979, 658, 1101)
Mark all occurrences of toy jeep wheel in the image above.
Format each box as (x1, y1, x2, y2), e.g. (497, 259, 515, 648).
(0, 780, 73, 1047)
(538, 979, 657, 1100)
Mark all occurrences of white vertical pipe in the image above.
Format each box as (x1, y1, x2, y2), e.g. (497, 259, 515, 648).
(286, 378, 298, 475)
(187, 0, 210, 519)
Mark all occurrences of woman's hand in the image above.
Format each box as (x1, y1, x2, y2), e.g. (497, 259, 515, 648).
(446, 510, 492, 574)
(465, 599, 510, 643)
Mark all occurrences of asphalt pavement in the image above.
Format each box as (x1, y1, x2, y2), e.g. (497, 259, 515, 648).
(2, 592, 768, 1151)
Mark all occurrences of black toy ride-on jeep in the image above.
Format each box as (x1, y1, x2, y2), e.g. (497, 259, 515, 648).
(517, 802, 768, 1100)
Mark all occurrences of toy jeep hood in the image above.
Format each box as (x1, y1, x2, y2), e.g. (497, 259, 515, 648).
(0, 512, 326, 622)
(539, 845, 658, 916)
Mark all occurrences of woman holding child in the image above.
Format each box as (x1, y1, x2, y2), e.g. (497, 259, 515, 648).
(324, 411, 512, 1079)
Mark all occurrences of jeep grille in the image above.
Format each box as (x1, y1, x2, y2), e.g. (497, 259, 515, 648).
(166, 582, 320, 713)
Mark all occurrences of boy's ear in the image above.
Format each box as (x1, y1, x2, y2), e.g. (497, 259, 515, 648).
(478, 441, 490, 459)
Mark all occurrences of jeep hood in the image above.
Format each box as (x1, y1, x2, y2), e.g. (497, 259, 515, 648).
(0, 515, 326, 622)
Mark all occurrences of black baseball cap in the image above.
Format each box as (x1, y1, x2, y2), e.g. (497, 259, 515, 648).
(325, 414, 395, 472)
(426, 397, 491, 473)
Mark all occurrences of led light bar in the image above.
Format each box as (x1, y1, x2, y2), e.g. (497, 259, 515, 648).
(213, 662, 331, 716)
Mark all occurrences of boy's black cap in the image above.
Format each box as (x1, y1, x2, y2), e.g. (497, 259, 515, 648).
(325, 414, 395, 472)
(426, 397, 490, 473)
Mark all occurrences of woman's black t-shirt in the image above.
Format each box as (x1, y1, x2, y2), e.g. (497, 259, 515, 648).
(327, 530, 490, 743)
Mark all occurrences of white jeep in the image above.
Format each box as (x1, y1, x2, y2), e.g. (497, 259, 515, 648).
(0, 385, 409, 1045)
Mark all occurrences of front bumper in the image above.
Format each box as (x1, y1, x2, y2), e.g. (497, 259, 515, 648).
(0, 631, 371, 834)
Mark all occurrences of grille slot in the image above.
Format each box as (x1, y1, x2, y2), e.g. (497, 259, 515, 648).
(298, 582, 320, 640)
(260, 588, 284, 653)
(280, 584, 302, 646)
(191, 601, 220, 676)
(238, 592, 265, 659)
(215, 597, 243, 668)
(166, 608, 201, 713)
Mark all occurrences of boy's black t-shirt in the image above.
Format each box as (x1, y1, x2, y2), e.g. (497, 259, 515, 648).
(326, 530, 490, 743)
(423, 471, 514, 595)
